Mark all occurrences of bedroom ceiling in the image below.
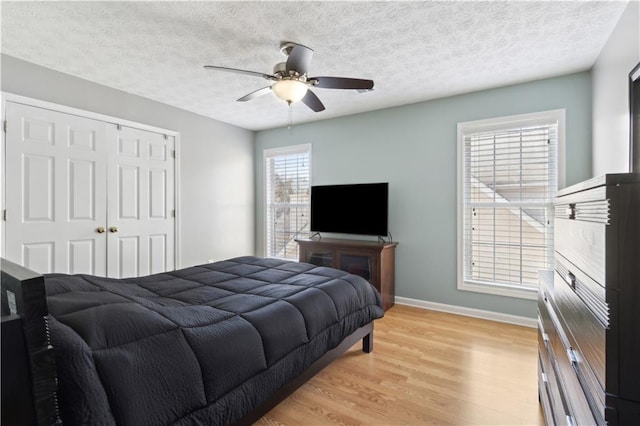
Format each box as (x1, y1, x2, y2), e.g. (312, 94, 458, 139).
(0, 1, 629, 131)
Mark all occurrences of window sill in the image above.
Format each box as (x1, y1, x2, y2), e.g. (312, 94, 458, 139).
(458, 280, 538, 300)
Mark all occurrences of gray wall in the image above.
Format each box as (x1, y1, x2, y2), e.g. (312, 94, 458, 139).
(592, 1, 640, 176)
(255, 72, 592, 318)
(1, 54, 255, 268)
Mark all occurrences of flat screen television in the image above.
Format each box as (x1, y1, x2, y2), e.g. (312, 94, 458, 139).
(310, 182, 388, 236)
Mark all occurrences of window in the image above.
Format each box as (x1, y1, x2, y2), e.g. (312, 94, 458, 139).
(264, 144, 311, 259)
(457, 110, 564, 299)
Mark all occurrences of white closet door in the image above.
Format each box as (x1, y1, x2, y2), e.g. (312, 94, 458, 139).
(5, 102, 109, 275)
(107, 126, 175, 278)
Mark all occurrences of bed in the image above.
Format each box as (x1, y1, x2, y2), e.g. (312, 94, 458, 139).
(1, 256, 384, 425)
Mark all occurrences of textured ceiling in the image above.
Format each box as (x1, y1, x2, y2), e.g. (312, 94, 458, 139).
(0, 1, 629, 131)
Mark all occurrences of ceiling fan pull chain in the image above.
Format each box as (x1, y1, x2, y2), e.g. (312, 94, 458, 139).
(288, 102, 293, 131)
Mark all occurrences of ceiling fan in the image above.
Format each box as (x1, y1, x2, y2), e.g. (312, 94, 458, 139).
(204, 42, 374, 112)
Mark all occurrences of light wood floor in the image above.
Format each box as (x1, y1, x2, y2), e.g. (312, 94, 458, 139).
(256, 304, 543, 425)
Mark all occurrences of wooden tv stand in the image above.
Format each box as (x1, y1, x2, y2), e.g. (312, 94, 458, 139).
(295, 238, 397, 311)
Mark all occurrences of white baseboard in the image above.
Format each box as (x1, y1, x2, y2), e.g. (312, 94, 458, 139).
(394, 296, 537, 328)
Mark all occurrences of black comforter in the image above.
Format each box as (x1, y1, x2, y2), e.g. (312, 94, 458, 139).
(44, 256, 383, 425)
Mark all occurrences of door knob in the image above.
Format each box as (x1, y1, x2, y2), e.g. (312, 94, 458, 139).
(109, 226, 119, 233)
(96, 226, 106, 234)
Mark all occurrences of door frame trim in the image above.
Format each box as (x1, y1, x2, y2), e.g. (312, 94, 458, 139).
(1, 92, 181, 270)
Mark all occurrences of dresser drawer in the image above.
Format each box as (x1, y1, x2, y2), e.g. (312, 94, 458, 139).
(554, 254, 608, 328)
(555, 187, 609, 286)
(539, 290, 570, 425)
(552, 269, 606, 423)
(539, 352, 566, 426)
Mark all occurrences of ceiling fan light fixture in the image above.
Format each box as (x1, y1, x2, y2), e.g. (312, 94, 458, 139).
(272, 79, 308, 104)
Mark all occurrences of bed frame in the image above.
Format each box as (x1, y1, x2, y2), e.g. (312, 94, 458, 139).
(0, 258, 375, 425)
(234, 321, 373, 426)
(1, 258, 61, 426)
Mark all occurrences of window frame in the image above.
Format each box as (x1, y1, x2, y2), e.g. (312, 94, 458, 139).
(456, 110, 565, 300)
(263, 143, 312, 260)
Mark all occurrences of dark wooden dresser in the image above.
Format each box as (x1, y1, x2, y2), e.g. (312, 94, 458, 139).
(538, 173, 640, 425)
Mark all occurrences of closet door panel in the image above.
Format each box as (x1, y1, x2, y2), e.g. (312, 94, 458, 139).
(117, 236, 140, 278)
(149, 235, 167, 274)
(149, 169, 167, 219)
(64, 123, 108, 276)
(68, 239, 96, 275)
(22, 242, 55, 274)
(5, 102, 108, 275)
(118, 165, 140, 219)
(23, 154, 54, 222)
(107, 126, 174, 278)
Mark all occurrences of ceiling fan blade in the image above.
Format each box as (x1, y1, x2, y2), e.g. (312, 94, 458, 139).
(310, 77, 374, 90)
(301, 89, 325, 112)
(286, 44, 314, 75)
(237, 86, 272, 102)
(204, 65, 275, 80)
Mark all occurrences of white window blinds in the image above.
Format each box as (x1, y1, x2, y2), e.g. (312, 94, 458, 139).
(459, 111, 561, 297)
(264, 144, 311, 259)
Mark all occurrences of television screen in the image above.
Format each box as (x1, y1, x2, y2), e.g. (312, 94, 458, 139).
(310, 183, 388, 236)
